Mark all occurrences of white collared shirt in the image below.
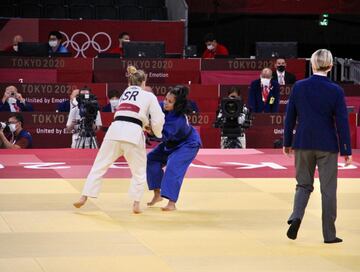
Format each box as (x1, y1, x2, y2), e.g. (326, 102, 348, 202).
(313, 72, 328, 77)
(277, 71, 285, 85)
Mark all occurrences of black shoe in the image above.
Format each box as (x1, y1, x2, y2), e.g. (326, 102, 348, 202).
(324, 237, 343, 244)
(287, 218, 301, 240)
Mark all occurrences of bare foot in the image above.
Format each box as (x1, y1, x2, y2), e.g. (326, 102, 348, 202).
(147, 195, 163, 206)
(161, 201, 176, 211)
(147, 189, 163, 206)
(73, 195, 88, 208)
(133, 201, 142, 214)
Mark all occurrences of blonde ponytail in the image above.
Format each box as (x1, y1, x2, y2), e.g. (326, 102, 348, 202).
(127, 65, 146, 86)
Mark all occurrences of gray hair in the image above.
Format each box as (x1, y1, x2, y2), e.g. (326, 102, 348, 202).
(261, 67, 272, 78)
(311, 49, 333, 72)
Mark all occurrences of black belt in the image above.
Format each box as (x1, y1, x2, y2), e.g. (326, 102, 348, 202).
(114, 116, 143, 127)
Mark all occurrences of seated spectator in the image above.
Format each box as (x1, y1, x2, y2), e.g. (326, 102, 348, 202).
(56, 89, 80, 112)
(272, 58, 296, 85)
(202, 33, 229, 59)
(248, 68, 280, 113)
(109, 32, 130, 56)
(102, 89, 121, 112)
(48, 31, 69, 54)
(4, 35, 23, 53)
(0, 85, 33, 112)
(0, 113, 32, 149)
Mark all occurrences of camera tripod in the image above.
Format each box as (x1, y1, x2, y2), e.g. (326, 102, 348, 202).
(74, 118, 98, 149)
(221, 136, 242, 149)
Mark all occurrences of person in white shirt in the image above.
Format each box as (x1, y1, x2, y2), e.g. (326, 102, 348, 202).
(66, 89, 102, 149)
(272, 58, 296, 85)
(73, 66, 165, 213)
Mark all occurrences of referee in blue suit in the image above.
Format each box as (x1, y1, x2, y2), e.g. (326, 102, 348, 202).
(283, 49, 352, 243)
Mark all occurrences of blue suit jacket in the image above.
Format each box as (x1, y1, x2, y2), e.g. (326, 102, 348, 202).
(0, 101, 33, 112)
(284, 75, 351, 156)
(56, 100, 70, 112)
(101, 103, 112, 112)
(248, 79, 280, 113)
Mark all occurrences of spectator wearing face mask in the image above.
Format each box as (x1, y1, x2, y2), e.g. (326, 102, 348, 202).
(248, 68, 280, 113)
(0, 113, 32, 149)
(0, 85, 34, 112)
(48, 30, 68, 54)
(4, 35, 23, 53)
(102, 89, 121, 112)
(56, 89, 80, 112)
(109, 32, 130, 55)
(272, 58, 297, 85)
(202, 33, 229, 59)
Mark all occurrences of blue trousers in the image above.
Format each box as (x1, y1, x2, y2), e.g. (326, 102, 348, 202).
(147, 142, 199, 202)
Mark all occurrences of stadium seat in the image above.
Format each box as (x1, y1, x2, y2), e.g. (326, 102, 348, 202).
(95, 5, 118, 20)
(118, 5, 143, 20)
(43, 4, 68, 18)
(115, 0, 138, 6)
(139, 0, 165, 8)
(17, 0, 41, 4)
(69, 5, 94, 19)
(0, 4, 17, 17)
(19, 3, 43, 18)
(40, 0, 64, 5)
(93, 0, 114, 5)
(68, 0, 94, 5)
(144, 6, 167, 20)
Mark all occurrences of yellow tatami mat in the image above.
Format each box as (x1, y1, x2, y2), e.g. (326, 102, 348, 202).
(0, 178, 359, 272)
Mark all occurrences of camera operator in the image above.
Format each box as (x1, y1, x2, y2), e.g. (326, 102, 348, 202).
(215, 87, 251, 149)
(56, 88, 80, 112)
(0, 85, 33, 112)
(0, 113, 32, 149)
(66, 88, 102, 149)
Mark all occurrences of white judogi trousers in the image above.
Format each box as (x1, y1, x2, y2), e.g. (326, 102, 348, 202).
(82, 139, 146, 201)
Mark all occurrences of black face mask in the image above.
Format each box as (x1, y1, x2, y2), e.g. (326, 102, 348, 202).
(277, 65, 285, 72)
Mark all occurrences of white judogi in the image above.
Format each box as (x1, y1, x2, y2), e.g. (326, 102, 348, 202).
(82, 86, 164, 201)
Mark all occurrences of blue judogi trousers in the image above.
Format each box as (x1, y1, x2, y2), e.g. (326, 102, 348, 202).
(147, 142, 199, 202)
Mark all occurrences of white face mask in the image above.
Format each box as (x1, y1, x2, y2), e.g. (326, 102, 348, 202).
(260, 78, 271, 86)
(49, 40, 58, 47)
(110, 99, 119, 109)
(207, 44, 215, 51)
(9, 123, 17, 133)
(13, 45, 18, 52)
(71, 98, 78, 107)
(122, 39, 130, 43)
(8, 97, 17, 104)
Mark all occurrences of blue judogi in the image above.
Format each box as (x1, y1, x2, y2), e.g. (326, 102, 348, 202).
(147, 105, 201, 202)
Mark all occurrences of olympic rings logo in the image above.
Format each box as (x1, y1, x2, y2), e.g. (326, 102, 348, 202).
(60, 31, 112, 58)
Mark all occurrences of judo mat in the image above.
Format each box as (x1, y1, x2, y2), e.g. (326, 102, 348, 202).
(0, 149, 359, 272)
